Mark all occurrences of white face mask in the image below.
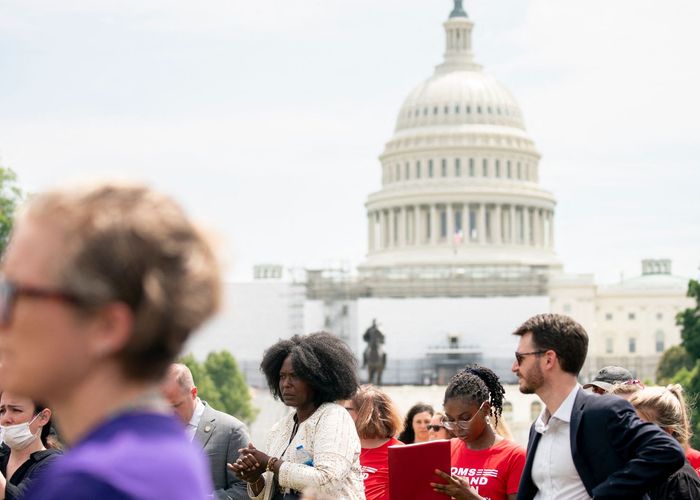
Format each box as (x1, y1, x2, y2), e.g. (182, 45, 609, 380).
(1, 413, 42, 450)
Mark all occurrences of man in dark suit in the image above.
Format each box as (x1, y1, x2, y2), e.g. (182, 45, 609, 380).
(162, 363, 251, 500)
(512, 313, 685, 500)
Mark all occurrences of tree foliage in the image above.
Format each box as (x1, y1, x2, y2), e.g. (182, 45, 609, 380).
(657, 345, 694, 385)
(0, 166, 24, 254)
(679, 280, 700, 359)
(673, 280, 700, 448)
(204, 351, 258, 423)
(179, 351, 257, 424)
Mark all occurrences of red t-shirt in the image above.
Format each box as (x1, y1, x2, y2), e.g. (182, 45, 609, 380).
(686, 447, 700, 476)
(450, 438, 526, 500)
(361, 437, 404, 500)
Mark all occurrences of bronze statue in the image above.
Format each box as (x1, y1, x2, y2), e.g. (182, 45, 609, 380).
(362, 319, 386, 385)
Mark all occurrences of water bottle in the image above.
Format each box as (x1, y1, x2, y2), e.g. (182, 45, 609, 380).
(295, 444, 313, 466)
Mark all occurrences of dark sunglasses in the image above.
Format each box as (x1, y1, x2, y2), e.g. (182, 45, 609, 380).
(427, 424, 444, 432)
(0, 277, 82, 327)
(514, 350, 547, 364)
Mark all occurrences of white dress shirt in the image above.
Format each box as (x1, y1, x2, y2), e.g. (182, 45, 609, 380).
(532, 384, 591, 500)
(186, 397, 206, 442)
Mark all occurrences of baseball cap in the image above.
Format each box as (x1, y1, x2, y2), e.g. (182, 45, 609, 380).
(583, 366, 634, 392)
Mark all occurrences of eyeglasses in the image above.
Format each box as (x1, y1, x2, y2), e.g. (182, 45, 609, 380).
(514, 350, 548, 364)
(0, 277, 82, 327)
(442, 403, 486, 431)
(427, 424, 444, 432)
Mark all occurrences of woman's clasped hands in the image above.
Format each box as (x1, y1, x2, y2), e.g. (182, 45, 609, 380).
(228, 443, 269, 483)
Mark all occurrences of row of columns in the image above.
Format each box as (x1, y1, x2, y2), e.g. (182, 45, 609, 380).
(367, 203, 554, 252)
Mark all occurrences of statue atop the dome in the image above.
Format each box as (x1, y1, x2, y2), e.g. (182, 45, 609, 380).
(449, 0, 468, 18)
(362, 319, 386, 385)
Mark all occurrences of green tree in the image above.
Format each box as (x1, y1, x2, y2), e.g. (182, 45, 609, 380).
(0, 166, 24, 254)
(657, 345, 694, 384)
(179, 353, 224, 411)
(676, 280, 700, 448)
(204, 350, 258, 423)
(679, 280, 700, 359)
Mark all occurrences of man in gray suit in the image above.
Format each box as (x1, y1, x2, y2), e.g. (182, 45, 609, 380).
(162, 363, 250, 500)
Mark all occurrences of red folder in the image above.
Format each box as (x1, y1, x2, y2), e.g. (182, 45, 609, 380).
(388, 439, 451, 500)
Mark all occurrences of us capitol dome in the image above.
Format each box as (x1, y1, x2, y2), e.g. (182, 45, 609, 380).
(357, 0, 561, 297)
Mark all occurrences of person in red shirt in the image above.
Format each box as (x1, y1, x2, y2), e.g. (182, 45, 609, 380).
(431, 365, 525, 500)
(343, 384, 405, 500)
(687, 447, 700, 476)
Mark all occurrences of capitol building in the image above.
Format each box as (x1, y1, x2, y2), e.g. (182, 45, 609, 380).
(360, 0, 558, 298)
(188, 1, 692, 387)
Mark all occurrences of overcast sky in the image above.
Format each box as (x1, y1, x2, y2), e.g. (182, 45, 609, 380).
(1, 0, 698, 284)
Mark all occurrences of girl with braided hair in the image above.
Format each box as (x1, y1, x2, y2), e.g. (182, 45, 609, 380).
(431, 365, 525, 500)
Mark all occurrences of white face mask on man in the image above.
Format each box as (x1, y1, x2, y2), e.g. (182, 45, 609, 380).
(1, 412, 43, 450)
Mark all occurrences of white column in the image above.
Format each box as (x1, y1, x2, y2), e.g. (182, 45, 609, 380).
(523, 207, 531, 245)
(379, 210, 386, 248)
(430, 204, 438, 245)
(532, 208, 540, 247)
(414, 205, 421, 245)
(494, 204, 502, 244)
(508, 205, 515, 244)
(384, 210, 391, 248)
(462, 203, 469, 245)
(446, 203, 454, 243)
(548, 210, 555, 249)
(539, 209, 546, 247)
(367, 212, 374, 252)
(478, 203, 486, 244)
(397, 207, 406, 247)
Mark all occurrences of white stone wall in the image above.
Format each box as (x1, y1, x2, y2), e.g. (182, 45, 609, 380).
(549, 270, 693, 381)
(304, 295, 549, 361)
(184, 281, 305, 383)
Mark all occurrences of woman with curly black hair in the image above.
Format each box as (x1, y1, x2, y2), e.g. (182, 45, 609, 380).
(231, 332, 364, 500)
(431, 365, 525, 500)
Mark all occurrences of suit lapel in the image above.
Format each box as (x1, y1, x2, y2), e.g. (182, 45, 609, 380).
(518, 425, 542, 500)
(194, 402, 217, 448)
(569, 388, 594, 496)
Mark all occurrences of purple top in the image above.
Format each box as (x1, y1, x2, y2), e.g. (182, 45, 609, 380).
(23, 412, 213, 499)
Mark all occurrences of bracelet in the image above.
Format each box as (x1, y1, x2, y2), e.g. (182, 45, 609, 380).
(266, 457, 279, 473)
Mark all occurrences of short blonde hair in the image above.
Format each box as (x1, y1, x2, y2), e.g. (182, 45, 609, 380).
(351, 384, 403, 440)
(629, 384, 692, 447)
(20, 182, 221, 381)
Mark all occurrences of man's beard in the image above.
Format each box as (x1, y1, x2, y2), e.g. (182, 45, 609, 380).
(518, 363, 544, 394)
